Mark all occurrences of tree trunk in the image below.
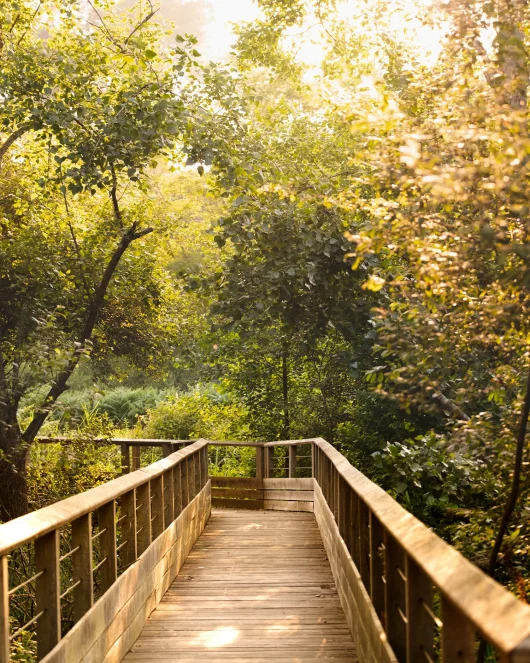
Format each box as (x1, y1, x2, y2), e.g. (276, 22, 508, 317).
(281, 348, 290, 440)
(0, 403, 28, 521)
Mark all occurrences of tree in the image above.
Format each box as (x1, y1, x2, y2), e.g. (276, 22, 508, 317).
(0, 0, 239, 520)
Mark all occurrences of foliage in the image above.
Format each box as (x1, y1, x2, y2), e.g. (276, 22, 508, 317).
(138, 387, 252, 442)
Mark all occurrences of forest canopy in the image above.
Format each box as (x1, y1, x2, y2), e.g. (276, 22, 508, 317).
(2, 0, 530, 612)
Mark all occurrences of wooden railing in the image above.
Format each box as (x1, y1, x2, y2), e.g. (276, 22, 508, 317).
(4, 436, 530, 662)
(0, 440, 210, 663)
(311, 437, 530, 663)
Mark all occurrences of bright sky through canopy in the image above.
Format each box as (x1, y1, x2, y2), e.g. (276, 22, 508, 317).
(169, 0, 443, 69)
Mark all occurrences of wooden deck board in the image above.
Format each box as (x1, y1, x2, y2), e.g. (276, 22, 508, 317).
(124, 508, 358, 662)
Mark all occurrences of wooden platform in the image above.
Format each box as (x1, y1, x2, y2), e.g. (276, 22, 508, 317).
(124, 508, 358, 662)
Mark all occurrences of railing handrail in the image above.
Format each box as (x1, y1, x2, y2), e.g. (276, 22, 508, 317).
(0, 439, 208, 557)
(36, 437, 312, 447)
(312, 436, 530, 655)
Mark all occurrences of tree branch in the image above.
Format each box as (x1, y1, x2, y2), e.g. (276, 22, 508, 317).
(21, 223, 154, 443)
(0, 125, 30, 165)
(487, 365, 530, 578)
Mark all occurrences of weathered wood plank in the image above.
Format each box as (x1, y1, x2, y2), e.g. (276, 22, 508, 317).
(123, 508, 357, 663)
(210, 477, 314, 490)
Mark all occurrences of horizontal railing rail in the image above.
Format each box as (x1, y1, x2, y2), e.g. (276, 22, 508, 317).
(0, 439, 210, 663)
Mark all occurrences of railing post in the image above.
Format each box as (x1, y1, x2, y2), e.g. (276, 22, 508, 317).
(256, 446, 265, 479)
(174, 463, 183, 516)
(136, 482, 152, 555)
(71, 513, 94, 622)
(266, 447, 275, 478)
(385, 532, 407, 662)
(120, 489, 137, 569)
(150, 475, 164, 539)
(121, 442, 130, 474)
(181, 457, 189, 508)
(289, 444, 297, 478)
(369, 512, 385, 624)
(162, 443, 172, 458)
(164, 468, 175, 527)
(311, 442, 316, 478)
(351, 491, 361, 570)
(338, 476, 349, 542)
(35, 530, 60, 660)
(441, 597, 475, 662)
(187, 455, 196, 501)
(0, 556, 9, 663)
(203, 445, 209, 485)
(358, 499, 370, 589)
(405, 555, 434, 663)
(132, 445, 141, 471)
(98, 501, 117, 596)
(194, 451, 201, 496)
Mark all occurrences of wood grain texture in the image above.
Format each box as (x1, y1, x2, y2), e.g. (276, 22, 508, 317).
(40, 482, 211, 663)
(211, 477, 314, 512)
(124, 508, 357, 662)
(313, 483, 397, 663)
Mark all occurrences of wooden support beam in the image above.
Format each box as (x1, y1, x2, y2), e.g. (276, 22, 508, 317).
(385, 532, 407, 662)
(121, 443, 130, 474)
(442, 597, 476, 662)
(136, 482, 152, 556)
(406, 555, 434, 663)
(369, 511, 385, 624)
(163, 468, 174, 528)
(35, 530, 60, 659)
(150, 475, 164, 540)
(120, 489, 137, 569)
(289, 444, 297, 478)
(71, 512, 94, 622)
(0, 557, 9, 663)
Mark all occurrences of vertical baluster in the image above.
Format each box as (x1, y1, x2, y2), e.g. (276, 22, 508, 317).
(151, 476, 164, 539)
(289, 444, 297, 478)
(187, 454, 196, 501)
(97, 502, 117, 596)
(406, 555, 434, 663)
(174, 462, 183, 515)
(342, 481, 353, 555)
(203, 445, 209, 485)
(385, 532, 407, 661)
(194, 452, 201, 495)
(330, 467, 337, 519)
(0, 555, 10, 663)
(71, 513, 94, 622)
(311, 442, 316, 478)
(369, 512, 385, 623)
(132, 445, 141, 471)
(181, 458, 189, 508)
(256, 446, 264, 479)
(121, 443, 130, 474)
(120, 489, 137, 569)
(266, 447, 275, 478)
(441, 597, 475, 662)
(338, 476, 347, 539)
(351, 491, 361, 569)
(35, 530, 60, 659)
(164, 468, 175, 527)
(358, 499, 370, 589)
(136, 482, 152, 555)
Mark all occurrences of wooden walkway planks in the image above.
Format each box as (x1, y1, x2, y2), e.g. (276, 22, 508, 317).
(124, 508, 358, 662)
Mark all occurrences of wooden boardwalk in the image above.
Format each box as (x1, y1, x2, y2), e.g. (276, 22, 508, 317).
(124, 508, 358, 662)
